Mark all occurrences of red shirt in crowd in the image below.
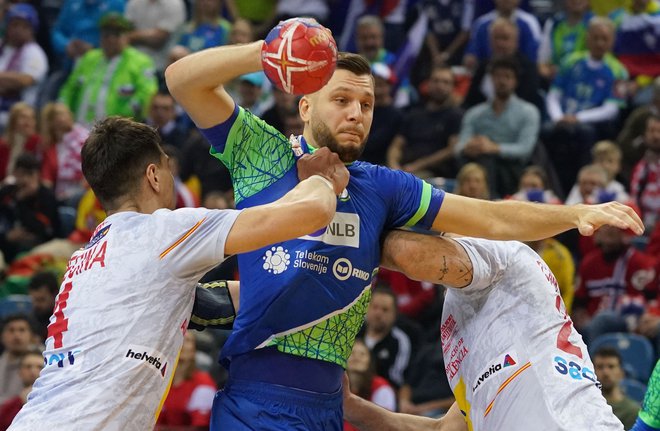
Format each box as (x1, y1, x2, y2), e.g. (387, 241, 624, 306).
(631, 157, 660, 228)
(156, 370, 216, 427)
(377, 268, 436, 319)
(576, 246, 658, 317)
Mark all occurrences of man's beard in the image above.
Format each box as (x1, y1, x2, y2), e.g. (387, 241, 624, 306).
(311, 117, 367, 163)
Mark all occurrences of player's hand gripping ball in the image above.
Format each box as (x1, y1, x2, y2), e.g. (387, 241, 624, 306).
(261, 18, 337, 95)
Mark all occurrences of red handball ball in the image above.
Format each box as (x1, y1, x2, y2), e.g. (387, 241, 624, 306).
(261, 18, 338, 95)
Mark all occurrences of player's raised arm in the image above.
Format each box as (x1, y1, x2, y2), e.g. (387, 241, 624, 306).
(165, 41, 262, 128)
(165, 18, 337, 129)
(431, 193, 644, 241)
(224, 147, 348, 255)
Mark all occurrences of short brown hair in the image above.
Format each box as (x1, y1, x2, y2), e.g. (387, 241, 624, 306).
(81, 116, 164, 211)
(336, 52, 372, 77)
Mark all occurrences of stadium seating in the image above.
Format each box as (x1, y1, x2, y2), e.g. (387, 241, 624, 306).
(0, 294, 32, 318)
(589, 332, 655, 383)
(621, 378, 648, 404)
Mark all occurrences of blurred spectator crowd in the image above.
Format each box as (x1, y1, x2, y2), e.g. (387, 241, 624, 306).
(0, 0, 660, 429)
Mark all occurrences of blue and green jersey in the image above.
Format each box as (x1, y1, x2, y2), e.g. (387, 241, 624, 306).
(638, 360, 660, 430)
(546, 12, 592, 66)
(551, 51, 629, 114)
(201, 105, 444, 368)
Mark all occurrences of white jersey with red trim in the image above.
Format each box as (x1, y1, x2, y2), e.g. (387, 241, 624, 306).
(9, 208, 240, 431)
(441, 238, 623, 431)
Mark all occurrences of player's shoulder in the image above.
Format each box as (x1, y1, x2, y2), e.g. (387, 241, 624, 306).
(349, 162, 425, 207)
(457, 238, 530, 263)
(236, 105, 288, 140)
(153, 207, 213, 223)
(351, 159, 380, 172)
(352, 161, 419, 185)
(470, 237, 532, 253)
(349, 160, 385, 188)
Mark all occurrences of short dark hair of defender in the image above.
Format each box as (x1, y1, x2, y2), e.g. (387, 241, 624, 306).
(487, 55, 521, 79)
(337, 52, 373, 78)
(81, 116, 164, 211)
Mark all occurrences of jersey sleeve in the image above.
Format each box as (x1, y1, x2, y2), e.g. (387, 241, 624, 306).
(199, 105, 295, 205)
(372, 165, 445, 231)
(155, 207, 242, 280)
(452, 238, 515, 293)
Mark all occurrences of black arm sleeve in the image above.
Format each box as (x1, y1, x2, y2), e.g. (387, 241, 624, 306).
(189, 280, 236, 331)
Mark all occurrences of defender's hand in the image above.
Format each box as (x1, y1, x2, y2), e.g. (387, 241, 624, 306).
(297, 147, 349, 195)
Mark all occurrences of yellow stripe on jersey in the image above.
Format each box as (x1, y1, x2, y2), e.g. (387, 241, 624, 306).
(154, 345, 183, 422)
(483, 361, 532, 417)
(159, 217, 206, 259)
(453, 377, 474, 431)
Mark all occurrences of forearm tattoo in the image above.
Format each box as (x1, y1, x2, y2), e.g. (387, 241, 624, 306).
(437, 256, 450, 282)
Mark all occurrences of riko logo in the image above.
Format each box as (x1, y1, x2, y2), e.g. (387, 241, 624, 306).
(125, 346, 168, 378)
(263, 246, 291, 274)
(332, 258, 370, 281)
(472, 353, 517, 394)
(333, 258, 353, 281)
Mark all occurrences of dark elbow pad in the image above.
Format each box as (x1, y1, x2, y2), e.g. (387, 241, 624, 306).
(189, 280, 236, 331)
